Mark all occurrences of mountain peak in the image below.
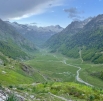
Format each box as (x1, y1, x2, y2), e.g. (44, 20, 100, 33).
(8, 22, 63, 46)
(66, 20, 84, 30)
(55, 25, 62, 28)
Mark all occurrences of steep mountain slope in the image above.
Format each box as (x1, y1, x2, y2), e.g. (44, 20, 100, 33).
(46, 15, 103, 63)
(46, 18, 92, 50)
(46, 21, 84, 50)
(0, 19, 36, 60)
(7, 22, 63, 46)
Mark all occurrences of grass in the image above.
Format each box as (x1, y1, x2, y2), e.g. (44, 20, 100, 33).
(0, 58, 35, 86)
(6, 93, 19, 101)
(25, 52, 78, 83)
(9, 82, 103, 101)
(79, 63, 103, 88)
(65, 55, 103, 88)
(25, 51, 103, 88)
(0, 49, 103, 100)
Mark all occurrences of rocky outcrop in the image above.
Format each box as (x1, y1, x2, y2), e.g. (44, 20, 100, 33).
(0, 90, 7, 101)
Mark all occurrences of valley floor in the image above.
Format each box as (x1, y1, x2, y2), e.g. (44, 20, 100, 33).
(0, 48, 103, 101)
(25, 49, 103, 88)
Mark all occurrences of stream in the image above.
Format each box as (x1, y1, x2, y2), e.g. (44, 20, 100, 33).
(62, 60, 93, 87)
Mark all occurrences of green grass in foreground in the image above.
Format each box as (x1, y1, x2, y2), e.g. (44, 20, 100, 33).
(0, 50, 103, 100)
(6, 93, 19, 101)
(9, 82, 103, 101)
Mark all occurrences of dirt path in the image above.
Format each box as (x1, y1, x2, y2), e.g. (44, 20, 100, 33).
(49, 92, 72, 101)
(33, 68, 48, 81)
(79, 49, 83, 63)
(38, 72, 48, 81)
(53, 55, 58, 59)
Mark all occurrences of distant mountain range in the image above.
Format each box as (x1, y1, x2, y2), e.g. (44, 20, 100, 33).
(0, 19, 36, 61)
(46, 14, 103, 63)
(1, 14, 103, 64)
(7, 21, 63, 46)
(0, 19, 63, 64)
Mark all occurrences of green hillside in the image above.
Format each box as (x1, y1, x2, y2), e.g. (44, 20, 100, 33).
(0, 40, 27, 59)
(1, 51, 103, 101)
(0, 56, 43, 86)
(0, 19, 37, 60)
(46, 14, 103, 63)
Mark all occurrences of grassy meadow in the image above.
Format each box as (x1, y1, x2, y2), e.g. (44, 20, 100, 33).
(0, 49, 103, 100)
(25, 50, 103, 88)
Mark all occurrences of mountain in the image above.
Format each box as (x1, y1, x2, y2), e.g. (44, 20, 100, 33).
(7, 22, 63, 46)
(46, 14, 103, 63)
(0, 19, 36, 61)
(46, 17, 92, 51)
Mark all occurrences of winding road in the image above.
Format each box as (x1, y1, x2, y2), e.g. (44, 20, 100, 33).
(62, 60, 93, 87)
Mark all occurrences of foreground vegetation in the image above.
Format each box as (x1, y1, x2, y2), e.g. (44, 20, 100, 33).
(6, 82, 103, 101)
(0, 49, 103, 100)
(6, 94, 19, 101)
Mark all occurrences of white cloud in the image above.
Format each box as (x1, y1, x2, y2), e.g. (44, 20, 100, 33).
(0, 0, 64, 20)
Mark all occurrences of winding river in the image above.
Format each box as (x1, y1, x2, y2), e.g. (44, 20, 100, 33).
(62, 60, 93, 87)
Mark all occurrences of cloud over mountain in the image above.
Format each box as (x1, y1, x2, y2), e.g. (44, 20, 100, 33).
(64, 7, 84, 20)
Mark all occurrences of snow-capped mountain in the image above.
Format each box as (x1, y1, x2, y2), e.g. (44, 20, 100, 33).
(6, 21, 63, 46)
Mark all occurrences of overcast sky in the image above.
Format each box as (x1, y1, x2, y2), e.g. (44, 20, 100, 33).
(0, 0, 103, 27)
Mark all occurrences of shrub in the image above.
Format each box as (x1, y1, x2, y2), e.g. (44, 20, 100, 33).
(0, 83, 2, 89)
(17, 86, 25, 90)
(5, 93, 19, 101)
(87, 95, 95, 101)
(9, 85, 13, 89)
